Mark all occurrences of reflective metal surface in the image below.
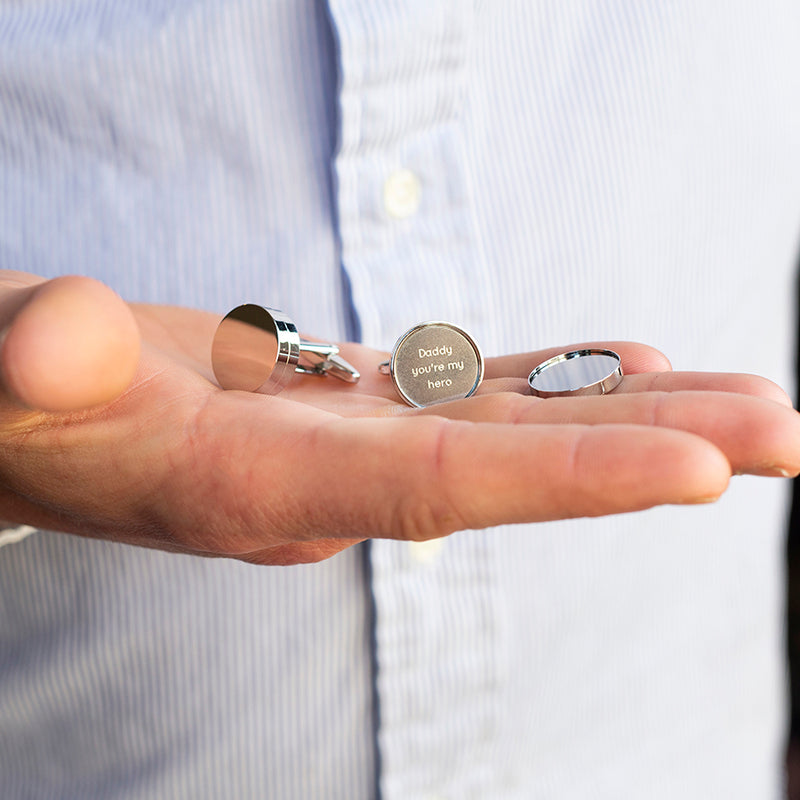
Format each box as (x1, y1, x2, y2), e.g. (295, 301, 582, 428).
(384, 321, 484, 407)
(212, 304, 359, 393)
(528, 349, 623, 398)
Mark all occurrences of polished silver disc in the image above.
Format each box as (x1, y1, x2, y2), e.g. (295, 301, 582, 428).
(212, 304, 300, 393)
(528, 349, 623, 398)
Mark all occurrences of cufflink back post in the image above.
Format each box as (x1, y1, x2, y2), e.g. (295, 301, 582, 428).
(212, 304, 360, 393)
(379, 321, 484, 407)
(528, 348, 623, 398)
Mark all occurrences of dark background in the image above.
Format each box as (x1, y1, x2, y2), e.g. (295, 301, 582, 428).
(785, 265, 800, 797)
(788, 484, 800, 796)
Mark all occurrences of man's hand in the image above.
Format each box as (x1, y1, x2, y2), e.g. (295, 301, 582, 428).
(1, 271, 798, 565)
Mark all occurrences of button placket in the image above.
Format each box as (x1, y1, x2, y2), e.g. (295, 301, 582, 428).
(328, 1, 493, 350)
(326, 4, 502, 795)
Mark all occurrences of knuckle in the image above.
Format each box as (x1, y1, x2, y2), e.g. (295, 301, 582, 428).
(387, 416, 469, 541)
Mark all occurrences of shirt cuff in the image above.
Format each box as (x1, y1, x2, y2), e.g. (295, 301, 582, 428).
(0, 525, 37, 547)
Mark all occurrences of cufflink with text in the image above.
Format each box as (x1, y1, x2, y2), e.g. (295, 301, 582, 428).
(379, 321, 484, 407)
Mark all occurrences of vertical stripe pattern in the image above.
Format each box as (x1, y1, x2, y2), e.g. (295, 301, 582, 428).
(1, 1, 800, 798)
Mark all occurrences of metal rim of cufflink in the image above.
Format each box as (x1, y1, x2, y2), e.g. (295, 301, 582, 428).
(211, 304, 360, 394)
(378, 321, 484, 408)
(528, 348, 623, 398)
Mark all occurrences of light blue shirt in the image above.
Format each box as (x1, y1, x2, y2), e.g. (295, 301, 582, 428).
(2, 1, 800, 797)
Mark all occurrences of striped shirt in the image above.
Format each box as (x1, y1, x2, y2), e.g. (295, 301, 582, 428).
(2, 1, 800, 797)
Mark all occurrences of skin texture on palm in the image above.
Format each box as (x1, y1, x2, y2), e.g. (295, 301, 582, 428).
(1, 271, 799, 566)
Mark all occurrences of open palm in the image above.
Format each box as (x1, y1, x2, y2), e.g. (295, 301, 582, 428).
(1, 275, 798, 566)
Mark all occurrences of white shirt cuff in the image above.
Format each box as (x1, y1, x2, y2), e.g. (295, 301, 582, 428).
(0, 525, 37, 547)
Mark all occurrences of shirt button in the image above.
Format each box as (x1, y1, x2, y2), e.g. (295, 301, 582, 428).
(407, 538, 446, 565)
(383, 168, 422, 219)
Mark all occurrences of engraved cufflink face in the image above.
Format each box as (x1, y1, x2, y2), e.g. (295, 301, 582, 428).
(381, 322, 484, 407)
(528, 348, 623, 398)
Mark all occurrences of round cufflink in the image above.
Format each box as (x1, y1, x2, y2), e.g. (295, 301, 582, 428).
(212, 304, 360, 393)
(528, 348, 623, 398)
(379, 321, 484, 407)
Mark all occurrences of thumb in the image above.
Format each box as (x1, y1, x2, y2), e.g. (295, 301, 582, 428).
(0, 272, 140, 412)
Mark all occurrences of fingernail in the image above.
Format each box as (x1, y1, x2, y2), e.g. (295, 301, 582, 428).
(758, 465, 798, 478)
(688, 495, 721, 505)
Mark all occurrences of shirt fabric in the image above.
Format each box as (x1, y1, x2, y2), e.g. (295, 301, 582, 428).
(2, 1, 800, 798)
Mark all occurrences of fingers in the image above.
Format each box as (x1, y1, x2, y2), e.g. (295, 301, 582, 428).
(1, 299, 793, 566)
(172, 394, 729, 551)
(411, 390, 800, 477)
(0, 272, 140, 412)
(613, 370, 793, 407)
(151, 331, 799, 555)
(278, 415, 732, 542)
(0, 354, 785, 565)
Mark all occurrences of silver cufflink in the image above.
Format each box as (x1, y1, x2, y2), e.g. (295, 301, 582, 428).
(528, 348, 623, 398)
(211, 304, 360, 393)
(379, 321, 484, 407)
